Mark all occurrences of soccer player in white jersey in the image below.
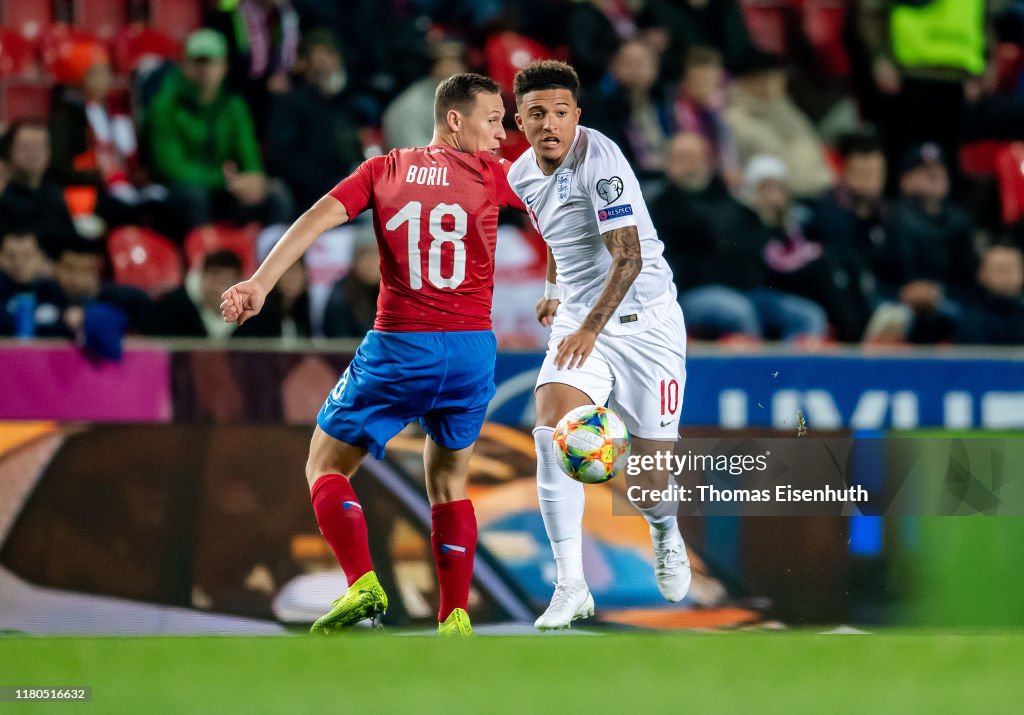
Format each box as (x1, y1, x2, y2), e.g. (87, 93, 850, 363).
(506, 60, 691, 629)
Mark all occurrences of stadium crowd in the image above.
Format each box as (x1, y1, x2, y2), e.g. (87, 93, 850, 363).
(2, 0, 1024, 354)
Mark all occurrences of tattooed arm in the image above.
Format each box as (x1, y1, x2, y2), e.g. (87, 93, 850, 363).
(554, 226, 643, 369)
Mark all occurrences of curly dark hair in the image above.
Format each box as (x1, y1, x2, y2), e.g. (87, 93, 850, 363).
(433, 72, 501, 125)
(513, 60, 580, 104)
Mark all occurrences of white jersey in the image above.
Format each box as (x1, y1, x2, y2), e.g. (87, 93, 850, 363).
(507, 125, 677, 336)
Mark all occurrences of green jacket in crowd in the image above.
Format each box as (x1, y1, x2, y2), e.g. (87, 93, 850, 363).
(147, 69, 264, 189)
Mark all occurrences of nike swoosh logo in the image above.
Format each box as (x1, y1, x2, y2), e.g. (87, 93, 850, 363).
(660, 420, 674, 427)
(526, 196, 536, 206)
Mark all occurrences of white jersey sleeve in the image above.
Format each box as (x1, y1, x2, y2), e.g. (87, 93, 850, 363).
(582, 136, 643, 234)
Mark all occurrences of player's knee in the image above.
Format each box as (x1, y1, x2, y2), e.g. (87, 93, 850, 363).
(426, 474, 467, 505)
(535, 384, 593, 428)
(305, 452, 329, 489)
(534, 409, 559, 429)
(305, 452, 356, 488)
(305, 435, 364, 489)
(534, 395, 575, 429)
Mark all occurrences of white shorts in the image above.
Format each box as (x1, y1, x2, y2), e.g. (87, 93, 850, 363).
(536, 301, 687, 440)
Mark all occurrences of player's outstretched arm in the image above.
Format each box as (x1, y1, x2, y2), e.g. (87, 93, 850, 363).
(221, 196, 350, 325)
(537, 244, 560, 327)
(555, 226, 642, 369)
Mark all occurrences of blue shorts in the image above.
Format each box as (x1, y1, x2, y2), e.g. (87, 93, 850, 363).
(317, 330, 497, 459)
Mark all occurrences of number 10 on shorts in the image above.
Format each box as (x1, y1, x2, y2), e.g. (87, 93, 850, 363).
(660, 379, 679, 416)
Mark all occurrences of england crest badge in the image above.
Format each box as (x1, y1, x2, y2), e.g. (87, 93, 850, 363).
(555, 171, 573, 204)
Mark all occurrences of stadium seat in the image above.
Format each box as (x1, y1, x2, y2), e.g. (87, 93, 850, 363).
(960, 141, 1006, 179)
(111, 24, 181, 74)
(995, 42, 1024, 92)
(149, 0, 203, 43)
(741, 0, 791, 58)
(73, 0, 127, 41)
(485, 32, 554, 96)
(801, 0, 851, 77)
(184, 223, 260, 277)
(38, 24, 100, 79)
(0, 79, 52, 123)
(1, 0, 54, 41)
(108, 226, 184, 297)
(0, 28, 36, 78)
(995, 142, 1024, 224)
(64, 185, 98, 217)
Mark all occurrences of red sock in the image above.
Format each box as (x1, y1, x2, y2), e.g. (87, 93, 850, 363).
(310, 474, 373, 587)
(431, 499, 477, 622)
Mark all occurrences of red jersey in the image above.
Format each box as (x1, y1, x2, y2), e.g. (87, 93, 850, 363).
(328, 146, 524, 332)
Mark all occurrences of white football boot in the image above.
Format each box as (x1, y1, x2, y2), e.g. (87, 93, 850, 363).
(651, 525, 692, 603)
(534, 578, 595, 630)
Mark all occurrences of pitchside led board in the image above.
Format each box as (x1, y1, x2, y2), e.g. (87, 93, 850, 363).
(3, 344, 1023, 431)
(486, 349, 1024, 431)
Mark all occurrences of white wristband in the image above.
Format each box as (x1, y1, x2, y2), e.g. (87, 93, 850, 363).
(543, 281, 559, 300)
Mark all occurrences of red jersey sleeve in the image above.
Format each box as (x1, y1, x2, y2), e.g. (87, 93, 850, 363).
(484, 156, 526, 212)
(328, 155, 386, 219)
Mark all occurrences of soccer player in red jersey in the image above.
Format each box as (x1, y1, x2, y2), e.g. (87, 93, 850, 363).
(221, 73, 522, 636)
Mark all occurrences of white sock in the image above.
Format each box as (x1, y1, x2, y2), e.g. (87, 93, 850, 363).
(534, 426, 585, 582)
(635, 499, 678, 533)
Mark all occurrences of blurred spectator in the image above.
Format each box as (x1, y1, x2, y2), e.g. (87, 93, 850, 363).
(885, 143, 977, 342)
(0, 146, 7, 192)
(267, 30, 374, 209)
(49, 40, 169, 232)
(814, 132, 898, 290)
(860, 0, 1024, 176)
(743, 154, 871, 342)
(669, 46, 740, 186)
(0, 120, 79, 260)
(53, 239, 152, 333)
(637, 0, 758, 81)
(147, 250, 281, 338)
(383, 40, 467, 150)
(653, 132, 765, 291)
(148, 30, 293, 238)
(0, 231, 49, 289)
(724, 55, 835, 199)
(587, 39, 671, 175)
(567, 0, 640, 89)
(272, 260, 312, 339)
(811, 132, 896, 339)
(956, 244, 1024, 344)
(209, 0, 301, 129)
(651, 134, 827, 340)
(291, 0, 431, 98)
(323, 241, 380, 338)
(0, 231, 71, 338)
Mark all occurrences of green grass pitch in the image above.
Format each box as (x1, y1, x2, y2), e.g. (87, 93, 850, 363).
(3, 632, 1023, 714)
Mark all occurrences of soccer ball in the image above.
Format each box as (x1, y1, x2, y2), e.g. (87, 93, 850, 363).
(552, 405, 631, 484)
